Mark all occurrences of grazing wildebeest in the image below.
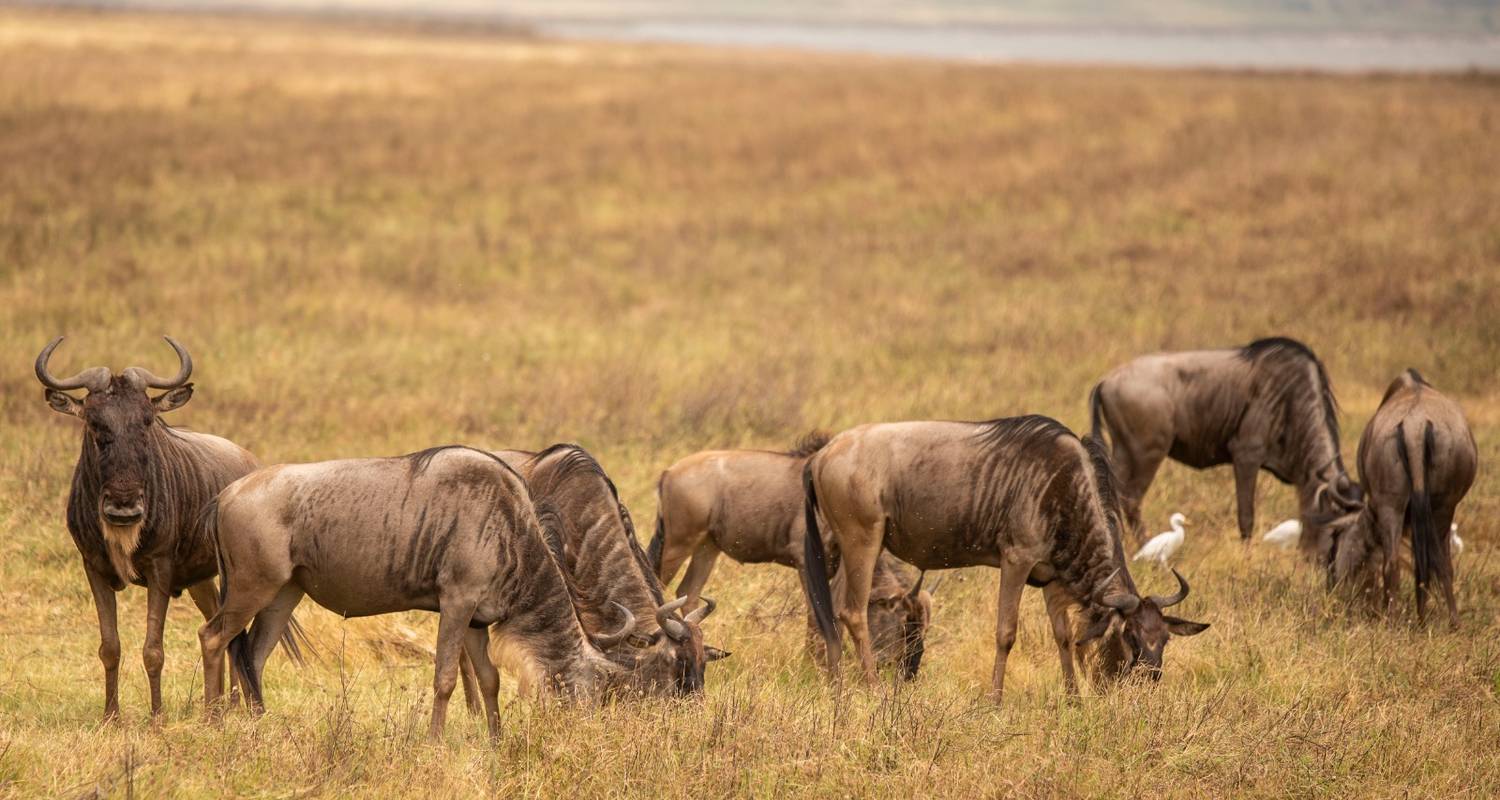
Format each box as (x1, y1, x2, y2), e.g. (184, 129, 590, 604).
(800, 416, 1208, 700)
(493, 444, 728, 694)
(1090, 337, 1362, 549)
(36, 335, 295, 721)
(647, 434, 931, 675)
(199, 446, 643, 739)
(1328, 370, 1477, 628)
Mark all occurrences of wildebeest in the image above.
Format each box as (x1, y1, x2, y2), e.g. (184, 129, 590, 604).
(1328, 370, 1477, 627)
(198, 446, 639, 739)
(1090, 337, 1361, 549)
(493, 444, 727, 694)
(647, 434, 931, 675)
(800, 416, 1208, 700)
(36, 335, 294, 721)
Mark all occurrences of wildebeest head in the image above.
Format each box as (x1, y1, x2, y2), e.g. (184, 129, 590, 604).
(1323, 505, 1380, 596)
(624, 596, 729, 695)
(1078, 569, 1209, 682)
(37, 337, 194, 561)
(868, 572, 932, 680)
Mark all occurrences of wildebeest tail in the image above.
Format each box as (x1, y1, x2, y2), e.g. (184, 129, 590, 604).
(1398, 420, 1445, 600)
(204, 496, 254, 691)
(1088, 382, 1106, 442)
(799, 463, 840, 671)
(204, 493, 309, 673)
(646, 478, 666, 576)
(228, 629, 262, 708)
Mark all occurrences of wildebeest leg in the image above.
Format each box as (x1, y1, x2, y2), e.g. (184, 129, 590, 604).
(83, 564, 122, 722)
(429, 600, 479, 740)
(1433, 503, 1460, 630)
(141, 558, 174, 720)
(1231, 456, 1262, 542)
(654, 524, 704, 588)
(1114, 439, 1167, 543)
(1041, 581, 1078, 695)
(199, 580, 282, 716)
(459, 651, 482, 716)
(989, 560, 1033, 703)
(245, 584, 304, 691)
(186, 580, 241, 707)
(835, 533, 883, 686)
(1372, 502, 1405, 621)
(462, 627, 501, 739)
(675, 540, 721, 610)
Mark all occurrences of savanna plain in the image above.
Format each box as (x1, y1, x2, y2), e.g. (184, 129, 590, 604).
(1, 8, 1498, 798)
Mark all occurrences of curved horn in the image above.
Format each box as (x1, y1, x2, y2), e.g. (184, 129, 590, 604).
(35, 337, 111, 393)
(591, 601, 637, 650)
(121, 335, 192, 390)
(1328, 477, 1362, 510)
(684, 595, 716, 625)
(655, 596, 690, 641)
(1148, 568, 1190, 609)
(906, 571, 926, 600)
(1100, 593, 1140, 614)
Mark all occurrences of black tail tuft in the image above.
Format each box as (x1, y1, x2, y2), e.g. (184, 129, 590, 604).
(1088, 382, 1106, 442)
(228, 629, 262, 708)
(798, 463, 840, 672)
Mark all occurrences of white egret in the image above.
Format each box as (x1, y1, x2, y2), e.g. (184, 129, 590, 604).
(1261, 518, 1302, 550)
(1133, 512, 1186, 566)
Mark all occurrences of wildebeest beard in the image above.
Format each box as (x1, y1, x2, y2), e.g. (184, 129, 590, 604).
(99, 518, 144, 581)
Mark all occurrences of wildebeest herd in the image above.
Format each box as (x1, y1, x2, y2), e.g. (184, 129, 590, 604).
(35, 334, 1477, 737)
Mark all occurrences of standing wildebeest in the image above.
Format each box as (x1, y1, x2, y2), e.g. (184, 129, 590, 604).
(647, 434, 931, 676)
(493, 444, 728, 694)
(801, 416, 1208, 700)
(1329, 370, 1477, 627)
(36, 335, 293, 721)
(199, 446, 641, 739)
(1090, 337, 1362, 549)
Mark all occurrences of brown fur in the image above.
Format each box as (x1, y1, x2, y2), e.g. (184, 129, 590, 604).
(1091, 337, 1358, 549)
(198, 446, 637, 740)
(1329, 370, 1477, 628)
(800, 416, 1207, 701)
(37, 336, 267, 721)
(650, 439, 931, 671)
(496, 444, 727, 696)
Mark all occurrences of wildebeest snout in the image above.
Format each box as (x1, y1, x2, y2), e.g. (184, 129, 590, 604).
(100, 486, 145, 525)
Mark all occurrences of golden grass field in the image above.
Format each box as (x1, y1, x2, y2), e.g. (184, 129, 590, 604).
(1, 7, 1498, 797)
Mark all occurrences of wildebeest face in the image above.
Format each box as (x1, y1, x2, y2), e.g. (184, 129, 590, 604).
(1080, 569, 1208, 683)
(646, 596, 729, 695)
(37, 337, 195, 531)
(868, 580, 931, 680)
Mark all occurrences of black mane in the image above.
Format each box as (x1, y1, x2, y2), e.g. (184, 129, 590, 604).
(971, 414, 1074, 454)
(529, 443, 620, 501)
(786, 430, 833, 459)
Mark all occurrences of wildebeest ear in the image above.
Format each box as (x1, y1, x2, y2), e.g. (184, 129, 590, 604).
(44, 389, 83, 417)
(1163, 616, 1210, 636)
(704, 646, 731, 662)
(151, 383, 194, 413)
(1075, 612, 1117, 647)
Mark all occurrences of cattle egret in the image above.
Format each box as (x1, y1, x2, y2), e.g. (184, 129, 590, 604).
(1133, 512, 1187, 566)
(1261, 518, 1302, 550)
(1451, 523, 1463, 556)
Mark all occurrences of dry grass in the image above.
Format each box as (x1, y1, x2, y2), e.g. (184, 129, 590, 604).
(1, 7, 1499, 798)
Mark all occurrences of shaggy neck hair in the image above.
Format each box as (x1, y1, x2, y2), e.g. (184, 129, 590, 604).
(1239, 337, 1345, 486)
